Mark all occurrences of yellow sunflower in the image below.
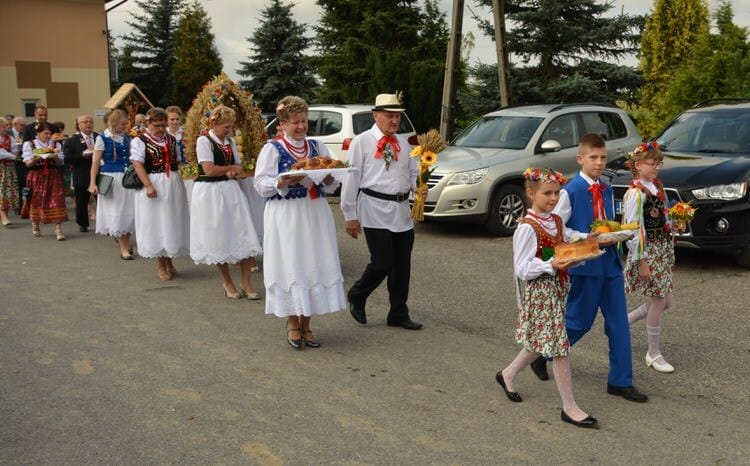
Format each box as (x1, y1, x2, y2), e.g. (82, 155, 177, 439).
(421, 151, 437, 166)
(410, 146, 423, 157)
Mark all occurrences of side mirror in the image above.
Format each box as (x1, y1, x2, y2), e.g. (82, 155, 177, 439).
(539, 139, 562, 153)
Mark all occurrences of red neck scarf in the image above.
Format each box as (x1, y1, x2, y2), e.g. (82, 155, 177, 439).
(374, 135, 400, 161)
(588, 181, 606, 220)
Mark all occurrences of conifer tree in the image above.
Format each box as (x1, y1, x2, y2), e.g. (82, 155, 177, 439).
(120, 0, 185, 107)
(313, 0, 450, 130)
(639, 0, 709, 136)
(473, 0, 644, 106)
(237, 0, 318, 113)
(172, 1, 223, 110)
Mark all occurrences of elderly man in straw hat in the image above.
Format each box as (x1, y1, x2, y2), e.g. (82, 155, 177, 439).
(340, 93, 423, 330)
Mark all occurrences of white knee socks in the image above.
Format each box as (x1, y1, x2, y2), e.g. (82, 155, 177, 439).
(628, 301, 649, 324)
(552, 356, 587, 420)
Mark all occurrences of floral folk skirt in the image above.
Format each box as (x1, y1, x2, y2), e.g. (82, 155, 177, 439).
(515, 274, 569, 358)
(625, 232, 674, 298)
(26, 167, 68, 224)
(0, 160, 18, 212)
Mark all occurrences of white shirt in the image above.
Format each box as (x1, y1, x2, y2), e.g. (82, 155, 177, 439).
(196, 131, 240, 164)
(254, 134, 336, 198)
(513, 211, 587, 280)
(94, 128, 125, 151)
(622, 179, 670, 260)
(129, 133, 166, 163)
(22, 138, 62, 162)
(340, 124, 418, 232)
(553, 171, 615, 235)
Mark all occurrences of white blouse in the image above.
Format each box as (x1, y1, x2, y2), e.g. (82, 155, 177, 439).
(195, 131, 240, 164)
(22, 139, 62, 163)
(254, 133, 336, 198)
(94, 128, 126, 150)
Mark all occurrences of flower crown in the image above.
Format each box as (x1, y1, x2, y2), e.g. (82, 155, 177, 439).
(524, 167, 567, 185)
(626, 141, 660, 160)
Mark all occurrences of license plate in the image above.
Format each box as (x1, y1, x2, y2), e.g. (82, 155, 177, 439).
(615, 200, 623, 215)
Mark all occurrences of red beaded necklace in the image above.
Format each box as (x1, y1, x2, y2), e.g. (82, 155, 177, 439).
(526, 209, 557, 229)
(280, 135, 308, 160)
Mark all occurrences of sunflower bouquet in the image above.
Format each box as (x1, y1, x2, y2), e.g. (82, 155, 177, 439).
(668, 201, 696, 232)
(410, 129, 445, 221)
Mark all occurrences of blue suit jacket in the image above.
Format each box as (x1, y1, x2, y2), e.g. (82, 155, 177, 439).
(564, 174, 622, 277)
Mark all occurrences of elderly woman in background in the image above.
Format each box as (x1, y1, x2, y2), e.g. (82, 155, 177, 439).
(89, 109, 136, 259)
(0, 119, 19, 225)
(22, 121, 68, 239)
(130, 107, 190, 280)
(190, 105, 262, 299)
(254, 96, 346, 350)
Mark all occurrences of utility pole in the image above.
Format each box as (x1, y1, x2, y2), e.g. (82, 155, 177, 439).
(439, 0, 463, 140)
(492, 0, 511, 107)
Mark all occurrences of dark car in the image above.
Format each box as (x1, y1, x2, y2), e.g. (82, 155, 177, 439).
(605, 99, 750, 268)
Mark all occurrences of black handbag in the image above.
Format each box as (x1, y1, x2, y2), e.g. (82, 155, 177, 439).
(121, 165, 143, 189)
(96, 173, 114, 195)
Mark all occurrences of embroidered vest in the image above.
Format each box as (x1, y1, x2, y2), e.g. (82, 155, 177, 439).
(139, 133, 179, 175)
(100, 133, 130, 173)
(268, 139, 323, 201)
(196, 136, 233, 182)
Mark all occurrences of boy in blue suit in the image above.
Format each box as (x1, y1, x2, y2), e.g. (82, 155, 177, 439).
(532, 133, 648, 402)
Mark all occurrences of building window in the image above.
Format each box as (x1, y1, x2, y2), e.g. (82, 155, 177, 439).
(22, 101, 38, 118)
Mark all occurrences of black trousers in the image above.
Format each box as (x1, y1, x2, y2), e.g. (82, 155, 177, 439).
(348, 227, 414, 322)
(73, 186, 91, 228)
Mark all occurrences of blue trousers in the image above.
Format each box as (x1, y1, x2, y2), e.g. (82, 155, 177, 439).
(566, 274, 633, 388)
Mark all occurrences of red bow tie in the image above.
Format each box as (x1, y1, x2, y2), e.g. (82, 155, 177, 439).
(588, 182, 606, 220)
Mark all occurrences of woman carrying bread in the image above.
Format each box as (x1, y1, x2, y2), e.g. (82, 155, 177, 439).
(89, 109, 136, 259)
(130, 107, 190, 281)
(190, 106, 262, 299)
(254, 96, 345, 349)
(22, 121, 68, 240)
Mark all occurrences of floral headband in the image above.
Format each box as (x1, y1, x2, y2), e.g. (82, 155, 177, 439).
(626, 141, 660, 160)
(524, 167, 568, 185)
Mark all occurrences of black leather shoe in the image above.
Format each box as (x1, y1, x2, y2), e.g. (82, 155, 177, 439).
(79, 226, 89, 232)
(387, 318, 423, 330)
(349, 302, 367, 325)
(607, 384, 648, 403)
(530, 356, 549, 381)
(561, 410, 599, 429)
(495, 371, 522, 402)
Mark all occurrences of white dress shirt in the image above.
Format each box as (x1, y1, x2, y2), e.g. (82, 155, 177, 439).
(340, 124, 417, 232)
(553, 171, 615, 235)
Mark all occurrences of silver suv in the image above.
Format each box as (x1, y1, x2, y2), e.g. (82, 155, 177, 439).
(266, 104, 418, 161)
(423, 103, 642, 235)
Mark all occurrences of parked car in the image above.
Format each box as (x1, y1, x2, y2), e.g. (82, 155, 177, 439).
(605, 99, 750, 268)
(423, 103, 642, 235)
(265, 104, 418, 160)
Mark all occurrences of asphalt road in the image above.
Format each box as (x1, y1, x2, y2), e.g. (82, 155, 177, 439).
(1, 199, 749, 464)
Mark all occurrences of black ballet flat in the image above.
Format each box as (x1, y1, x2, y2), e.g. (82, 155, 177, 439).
(561, 410, 599, 429)
(495, 371, 522, 402)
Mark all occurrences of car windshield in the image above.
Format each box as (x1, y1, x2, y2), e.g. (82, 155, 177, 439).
(657, 110, 750, 154)
(452, 116, 543, 149)
(351, 112, 415, 135)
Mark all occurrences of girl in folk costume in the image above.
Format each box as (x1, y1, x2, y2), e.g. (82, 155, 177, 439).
(89, 109, 136, 259)
(624, 142, 676, 373)
(130, 107, 190, 281)
(0, 119, 19, 225)
(496, 168, 599, 429)
(254, 96, 345, 349)
(190, 106, 262, 299)
(22, 122, 68, 240)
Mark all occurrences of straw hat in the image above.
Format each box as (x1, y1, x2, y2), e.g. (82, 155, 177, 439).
(372, 93, 406, 112)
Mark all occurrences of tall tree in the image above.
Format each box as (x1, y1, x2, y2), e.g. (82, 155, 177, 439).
(120, 0, 184, 107)
(638, 0, 709, 136)
(660, 1, 750, 125)
(172, 1, 223, 110)
(313, 0, 451, 131)
(473, 0, 644, 106)
(237, 0, 318, 112)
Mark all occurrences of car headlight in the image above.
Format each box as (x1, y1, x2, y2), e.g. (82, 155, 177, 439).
(447, 167, 489, 186)
(691, 182, 747, 200)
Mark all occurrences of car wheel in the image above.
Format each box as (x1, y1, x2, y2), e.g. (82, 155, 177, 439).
(486, 184, 526, 236)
